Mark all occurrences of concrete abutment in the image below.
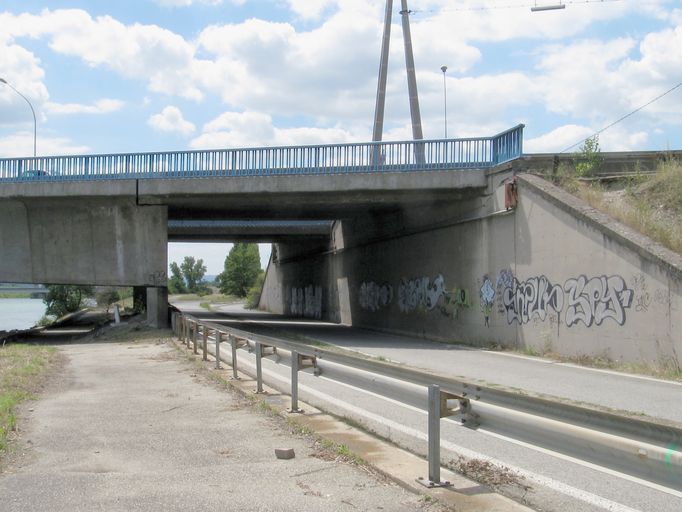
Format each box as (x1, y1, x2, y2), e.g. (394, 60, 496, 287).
(260, 171, 682, 368)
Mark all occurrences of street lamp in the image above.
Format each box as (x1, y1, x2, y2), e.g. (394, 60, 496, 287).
(0, 77, 37, 157)
(531, 2, 566, 11)
(440, 65, 448, 138)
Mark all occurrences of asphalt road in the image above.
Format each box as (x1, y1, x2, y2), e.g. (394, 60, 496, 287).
(176, 301, 682, 512)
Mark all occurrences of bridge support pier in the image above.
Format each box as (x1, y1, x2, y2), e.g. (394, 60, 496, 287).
(146, 287, 169, 329)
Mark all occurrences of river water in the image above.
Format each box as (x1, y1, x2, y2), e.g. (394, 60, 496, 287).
(0, 298, 47, 331)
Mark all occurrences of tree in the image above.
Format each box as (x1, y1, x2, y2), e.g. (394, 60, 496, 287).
(217, 243, 262, 297)
(168, 262, 187, 294)
(43, 285, 94, 318)
(180, 256, 207, 293)
(574, 135, 602, 177)
(168, 257, 207, 294)
(96, 288, 121, 314)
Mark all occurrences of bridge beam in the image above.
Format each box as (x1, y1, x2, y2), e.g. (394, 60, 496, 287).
(0, 198, 167, 287)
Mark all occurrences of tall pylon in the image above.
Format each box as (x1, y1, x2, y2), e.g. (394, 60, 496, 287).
(372, 0, 424, 143)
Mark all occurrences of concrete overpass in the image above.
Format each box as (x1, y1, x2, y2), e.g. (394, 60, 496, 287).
(0, 126, 524, 327)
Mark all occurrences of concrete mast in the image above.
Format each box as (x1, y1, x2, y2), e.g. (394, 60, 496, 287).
(399, 0, 424, 141)
(372, 0, 393, 142)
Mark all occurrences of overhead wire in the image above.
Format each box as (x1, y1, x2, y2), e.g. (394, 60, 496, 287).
(559, 80, 682, 153)
(410, 0, 625, 15)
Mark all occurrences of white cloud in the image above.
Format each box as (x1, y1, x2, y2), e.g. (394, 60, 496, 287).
(0, 132, 90, 157)
(155, 0, 224, 6)
(190, 111, 354, 148)
(148, 106, 196, 136)
(525, 124, 649, 153)
(284, 0, 337, 20)
(45, 99, 125, 115)
(0, 9, 203, 100)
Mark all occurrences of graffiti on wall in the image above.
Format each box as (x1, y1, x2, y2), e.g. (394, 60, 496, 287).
(359, 282, 393, 312)
(290, 285, 322, 320)
(479, 276, 496, 327)
(398, 275, 446, 313)
(502, 273, 634, 328)
(391, 274, 470, 318)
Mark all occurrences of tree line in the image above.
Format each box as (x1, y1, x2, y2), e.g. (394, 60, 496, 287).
(40, 243, 264, 320)
(168, 243, 262, 298)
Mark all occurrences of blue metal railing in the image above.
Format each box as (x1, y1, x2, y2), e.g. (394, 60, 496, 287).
(0, 125, 523, 182)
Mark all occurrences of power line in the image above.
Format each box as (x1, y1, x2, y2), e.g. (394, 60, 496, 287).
(559, 80, 682, 153)
(411, 0, 624, 14)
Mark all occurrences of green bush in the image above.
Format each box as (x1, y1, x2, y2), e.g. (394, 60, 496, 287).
(245, 273, 265, 309)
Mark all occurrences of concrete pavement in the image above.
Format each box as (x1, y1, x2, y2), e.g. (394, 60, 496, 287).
(0, 333, 530, 512)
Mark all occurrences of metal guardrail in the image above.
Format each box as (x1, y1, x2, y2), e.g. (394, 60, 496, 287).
(0, 125, 524, 182)
(172, 311, 682, 491)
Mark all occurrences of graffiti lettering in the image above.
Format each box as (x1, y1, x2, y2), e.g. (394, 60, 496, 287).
(564, 275, 633, 327)
(398, 275, 445, 313)
(503, 275, 564, 325)
(502, 273, 633, 328)
(290, 285, 322, 320)
(359, 282, 393, 312)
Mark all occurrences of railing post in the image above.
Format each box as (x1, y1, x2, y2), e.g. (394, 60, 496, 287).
(289, 351, 303, 413)
(255, 341, 264, 393)
(202, 327, 208, 361)
(192, 323, 198, 355)
(428, 385, 442, 484)
(418, 385, 452, 488)
(229, 334, 239, 380)
(215, 331, 222, 370)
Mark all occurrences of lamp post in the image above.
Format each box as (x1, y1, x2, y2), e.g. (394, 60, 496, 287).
(440, 65, 448, 139)
(0, 77, 37, 157)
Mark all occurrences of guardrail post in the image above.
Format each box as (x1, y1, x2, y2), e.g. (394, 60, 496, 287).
(202, 327, 208, 361)
(255, 341, 264, 393)
(229, 334, 239, 380)
(192, 323, 198, 355)
(215, 331, 222, 370)
(418, 385, 452, 488)
(289, 351, 303, 413)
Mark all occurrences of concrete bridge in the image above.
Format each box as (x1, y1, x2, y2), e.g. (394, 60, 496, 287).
(1, 125, 680, 368)
(0, 126, 524, 327)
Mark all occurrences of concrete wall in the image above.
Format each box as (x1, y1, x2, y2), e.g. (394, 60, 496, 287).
(0, 198, 168, 287)
(261, 173, 682, 367)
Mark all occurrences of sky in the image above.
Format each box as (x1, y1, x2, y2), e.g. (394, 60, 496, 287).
(1, 0, 681, 274)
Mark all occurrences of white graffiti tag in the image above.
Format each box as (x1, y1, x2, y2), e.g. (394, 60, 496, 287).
(359, 282, 393, 312)
(503, 275, 564, 325)
(398, 275, 445, 313)
(564, 275, 633, 327)
(502, 274, 633, 328)
(290, 285, 322, 320)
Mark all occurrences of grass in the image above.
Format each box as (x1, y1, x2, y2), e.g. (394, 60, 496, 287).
(0, 344, 59, 455)
(0, 293, 32, 299)
(170, 293, 239, 303)
(553, 158, 682, 254)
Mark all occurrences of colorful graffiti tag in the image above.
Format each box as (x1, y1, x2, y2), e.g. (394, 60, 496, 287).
(479, 276, 495, 327)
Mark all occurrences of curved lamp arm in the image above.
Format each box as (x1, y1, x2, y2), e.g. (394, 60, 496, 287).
(0, 77, 37, 157)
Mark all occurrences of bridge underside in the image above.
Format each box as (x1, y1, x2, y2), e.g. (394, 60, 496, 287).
(0, 164, 508, 329)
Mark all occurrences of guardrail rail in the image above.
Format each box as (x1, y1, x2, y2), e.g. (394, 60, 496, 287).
(171, 311, 682, 491)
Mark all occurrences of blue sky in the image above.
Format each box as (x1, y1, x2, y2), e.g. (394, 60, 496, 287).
(1, 0, 681, 273)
